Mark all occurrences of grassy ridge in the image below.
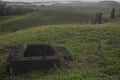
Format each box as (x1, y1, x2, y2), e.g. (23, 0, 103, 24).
(0, 22, 120, 80)
(0, 7, 120, 34)
(0, 9, 94, 33)
(0, 6, 120, 34)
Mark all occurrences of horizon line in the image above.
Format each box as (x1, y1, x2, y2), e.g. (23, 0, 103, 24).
(2, 0, 120, 3)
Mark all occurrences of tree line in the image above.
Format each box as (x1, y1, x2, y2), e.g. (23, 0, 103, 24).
(0, 0, 6, 16)
(0, 0, 34, 16)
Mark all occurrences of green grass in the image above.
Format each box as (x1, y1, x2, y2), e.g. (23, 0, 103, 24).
(0, 6, 120, 35)
(0, 22, 120, 80)
(0, 9, 95, 34)
(0, 7, 112, 33)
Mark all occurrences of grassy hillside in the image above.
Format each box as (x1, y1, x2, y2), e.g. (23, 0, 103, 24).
(0, 7, 120, 35)
(0, 9, 95, 34)
(0, 22, 120, 80)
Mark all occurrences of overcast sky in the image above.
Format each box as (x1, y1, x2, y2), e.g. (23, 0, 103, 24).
(2, 0, 120, 2)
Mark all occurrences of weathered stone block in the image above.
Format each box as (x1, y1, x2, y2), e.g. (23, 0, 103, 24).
(6, 44, 72, 75)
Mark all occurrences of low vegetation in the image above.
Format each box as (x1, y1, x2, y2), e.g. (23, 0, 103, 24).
(0, 6, 120, 35)
(0, 22, 120, 80)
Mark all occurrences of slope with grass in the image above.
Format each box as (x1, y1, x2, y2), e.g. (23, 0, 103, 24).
(0, 9, 95, 34)
(0, 7, 120, 35)
(0, 22, 120, 80)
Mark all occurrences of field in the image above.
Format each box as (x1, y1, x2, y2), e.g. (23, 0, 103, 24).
(0, 6, 120, 34)
(0, 5, 120, 80)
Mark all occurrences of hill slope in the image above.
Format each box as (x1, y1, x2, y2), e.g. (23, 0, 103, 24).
(0, 9, 94, 34)
(0, 22, 120, 80)
(0, 6, 120, 35)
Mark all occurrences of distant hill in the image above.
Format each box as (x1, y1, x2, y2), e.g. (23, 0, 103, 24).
(53, 1, 119, 7)
(5, 1, 120, 7)
(98, 1, 119, 6)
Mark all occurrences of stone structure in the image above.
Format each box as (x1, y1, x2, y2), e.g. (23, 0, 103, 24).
(95, 12, 102, 24)
(6, 44, 72, 75)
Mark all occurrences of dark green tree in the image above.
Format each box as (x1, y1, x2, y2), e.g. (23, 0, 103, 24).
(95, 12, 102, 24)
(111, 7, 116, 19)
(0, 0, 6, 16)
